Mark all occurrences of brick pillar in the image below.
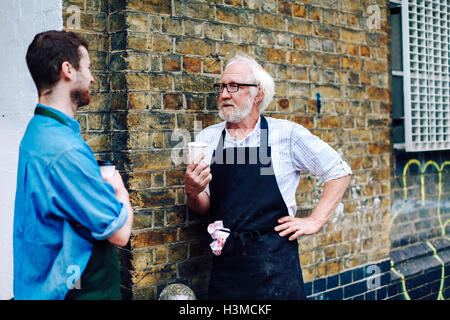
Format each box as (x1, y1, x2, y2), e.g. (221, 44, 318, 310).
(119, 0, 220, 299)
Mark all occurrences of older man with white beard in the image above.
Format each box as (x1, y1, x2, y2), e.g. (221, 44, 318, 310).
(184, 55, 352, 300)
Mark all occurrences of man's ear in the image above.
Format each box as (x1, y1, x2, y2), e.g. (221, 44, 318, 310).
(254, 87, 264, 105)
(60, 61, 74, 81)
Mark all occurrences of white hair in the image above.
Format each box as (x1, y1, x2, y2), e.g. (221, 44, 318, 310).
(225, 54, 275, 112)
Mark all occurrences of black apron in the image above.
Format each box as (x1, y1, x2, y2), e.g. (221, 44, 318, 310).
(34, 106, 122, 300)
(208, 116, 305, 300)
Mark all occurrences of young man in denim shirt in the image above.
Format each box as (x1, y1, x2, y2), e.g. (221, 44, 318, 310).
(13, 30, 133, 300)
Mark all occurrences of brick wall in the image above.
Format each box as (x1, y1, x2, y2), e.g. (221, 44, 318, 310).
(63, 0, 396, 300)
(64, 0, 112, 156)
(63, 0, 130, 294)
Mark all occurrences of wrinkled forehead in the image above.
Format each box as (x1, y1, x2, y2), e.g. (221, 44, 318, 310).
(221, 61, 252, 83)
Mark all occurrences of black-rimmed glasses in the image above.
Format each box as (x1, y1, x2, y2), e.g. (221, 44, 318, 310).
(213, 83, 258, 93)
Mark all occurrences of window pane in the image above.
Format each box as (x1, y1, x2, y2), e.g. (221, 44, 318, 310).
(390, 7, 403, 71)
(392, 75, 404, 119)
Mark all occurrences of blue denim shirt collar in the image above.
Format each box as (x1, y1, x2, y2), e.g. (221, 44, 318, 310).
(36, 103, 81, 134)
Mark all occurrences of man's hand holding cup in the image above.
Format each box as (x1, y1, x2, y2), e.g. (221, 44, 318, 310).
(98, 160, 128, 198)
(185, 142, 212, 198)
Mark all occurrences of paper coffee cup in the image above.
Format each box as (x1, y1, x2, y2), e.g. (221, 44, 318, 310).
(188, 142, 209, 164)
(98, 160, 115, 178)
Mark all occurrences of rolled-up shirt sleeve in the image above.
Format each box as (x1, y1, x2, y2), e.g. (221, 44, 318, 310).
(289, 123, 352, 182)
(91, 203, 128, 240)
(49, 147, 128, 240)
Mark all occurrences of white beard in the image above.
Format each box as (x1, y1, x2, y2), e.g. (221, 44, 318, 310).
(218, 96, 253, 124)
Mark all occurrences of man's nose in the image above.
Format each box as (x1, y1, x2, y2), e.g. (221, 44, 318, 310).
(219, 86, 232, 101)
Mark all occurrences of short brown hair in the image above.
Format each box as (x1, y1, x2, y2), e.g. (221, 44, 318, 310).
(26, 30, 89, 95)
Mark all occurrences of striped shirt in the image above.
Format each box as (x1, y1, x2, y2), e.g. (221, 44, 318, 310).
(195, 116, 352, 217)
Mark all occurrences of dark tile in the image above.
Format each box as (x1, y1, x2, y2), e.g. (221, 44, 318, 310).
(323, 287, 343, 300)
(313, 278, 326, 294)
(352, 267, 365, 282)
(365, 290, 376, 300)
(387, 281, 402, 297)
(415, 284, 432, 299)
(406, 273, 426, 289)
(380, 260, 391, 273)
(426, 267, 442, 282)
(429, 279, 442, 295)
(422, 293, 438, 300)
(344, 280, 367, 299)
(304, 281, 312, 297)
(388, 293, 406, 300)
(443, 286, 450, 299)
(380, 272, 391, 286)
(326, 274, 339, 290)
(340, 270, 352, 286)
(376, 286, 387, 300)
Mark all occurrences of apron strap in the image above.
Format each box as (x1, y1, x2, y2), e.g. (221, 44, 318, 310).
(216, 115, 269, 154)
(34, 106, 68, 126)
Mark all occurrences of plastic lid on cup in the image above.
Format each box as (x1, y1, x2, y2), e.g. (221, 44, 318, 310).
(97, 160, 115, 166)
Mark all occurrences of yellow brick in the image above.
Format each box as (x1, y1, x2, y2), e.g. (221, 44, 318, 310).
(131, 264, 177, 287)
(255, 13, 286, 31)
(341, 28, 366, 44)
(293, 4, 306, 18)
(126, 12, 149, 32)
(175, 38, 214, 56)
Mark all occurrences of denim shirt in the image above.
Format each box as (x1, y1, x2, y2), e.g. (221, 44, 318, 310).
(13, 104, 128, 300)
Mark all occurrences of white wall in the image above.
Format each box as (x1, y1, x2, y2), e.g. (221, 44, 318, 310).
(0, 0, 62, 299)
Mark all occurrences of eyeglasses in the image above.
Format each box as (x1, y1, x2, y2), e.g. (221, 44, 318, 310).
(213, 83, 258, 93)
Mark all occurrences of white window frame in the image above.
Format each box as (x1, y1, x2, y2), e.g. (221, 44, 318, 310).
(401, 0, 450, 152)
